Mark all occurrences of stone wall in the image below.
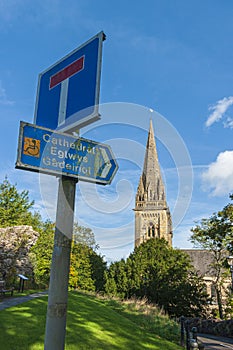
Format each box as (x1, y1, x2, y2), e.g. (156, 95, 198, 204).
(185, 318, 233, 338)
(0, 226, 39, 286)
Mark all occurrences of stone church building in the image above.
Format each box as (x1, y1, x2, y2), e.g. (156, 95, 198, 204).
(134, 120, 172, 247)
(134, 121, 231, 306)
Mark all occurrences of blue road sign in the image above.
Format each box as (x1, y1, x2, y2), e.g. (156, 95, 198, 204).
(34, 32, 105, 133)
(16, 122, 118, 185)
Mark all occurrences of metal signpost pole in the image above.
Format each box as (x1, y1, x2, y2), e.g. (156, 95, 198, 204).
(44, 177, 77, 350)
(15, 32, 110, 350)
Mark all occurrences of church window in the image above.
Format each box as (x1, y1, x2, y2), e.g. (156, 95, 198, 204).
(147, 226, 151, 237)
(151, 225, 155, 237)
(147, 222, 156, 238)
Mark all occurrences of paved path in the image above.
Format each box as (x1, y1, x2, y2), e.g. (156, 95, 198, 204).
(0, 291, 48, 310)
(198, 334, 233, 349)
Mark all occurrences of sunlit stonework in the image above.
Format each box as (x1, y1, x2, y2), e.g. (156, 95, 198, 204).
(134, 120, 172, 247)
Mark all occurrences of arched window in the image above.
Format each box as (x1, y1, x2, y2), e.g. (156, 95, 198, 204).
(147, 223, 156, 238)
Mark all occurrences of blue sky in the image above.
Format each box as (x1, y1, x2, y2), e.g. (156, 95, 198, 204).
(1, 0, 233, 262)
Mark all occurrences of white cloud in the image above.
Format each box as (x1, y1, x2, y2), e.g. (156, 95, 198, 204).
(206, 96, 233, 127)
(201, 150, 233, 196)
(0, 81, 14, 105)
(223, 117, 233, 129)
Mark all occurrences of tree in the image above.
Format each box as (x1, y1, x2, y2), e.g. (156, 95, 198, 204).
(218, 194, 233, 254)
(70, 223, 106, 291)
(30, 218, 106, 291)
(29, 221, 55, 287)
(104, 268, 118, 297)
(104, 239, 208, 317)
(0, 178, 106, 291)
(89, 249, 107, 291)
(190, 196, 233, 319)
(0, 177, 42, 229)
(105, 259, 129, 298)
(73, 223, 98, 249)
(69, 242, 95, 291)
(69, 242, 106, 291)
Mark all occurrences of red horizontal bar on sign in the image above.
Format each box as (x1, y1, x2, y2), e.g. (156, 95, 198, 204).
(49, 56, 85, 89)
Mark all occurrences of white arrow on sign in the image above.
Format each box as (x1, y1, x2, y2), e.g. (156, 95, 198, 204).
(99, 147, 112, 178)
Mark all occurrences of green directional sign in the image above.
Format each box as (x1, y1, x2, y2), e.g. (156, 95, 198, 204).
(16, 121, 118, 185)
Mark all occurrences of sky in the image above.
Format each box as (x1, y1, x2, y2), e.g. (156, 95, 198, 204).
(1, 0, 233, 262)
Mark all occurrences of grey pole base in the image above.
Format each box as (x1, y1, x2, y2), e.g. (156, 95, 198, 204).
(44, 177, 77, 350)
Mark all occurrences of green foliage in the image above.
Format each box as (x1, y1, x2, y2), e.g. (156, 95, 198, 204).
(70, 223, 106, 291)
(104, 269, 118, 296)
(0, 177, 42, 229)
(190, 214, 232, 254)
(73, 223, 97, 249)
(0, 178, 106, 292)
(89, 249, 107, 291)
(190, 194, 233, 319)
(29, 221, 55, 287)
(69, 242, 95, 291)
(105, 259, 130, 298)
(69, 242, 106, 291)
(30, 222, 106, 291)
(105, 239, 208, 317)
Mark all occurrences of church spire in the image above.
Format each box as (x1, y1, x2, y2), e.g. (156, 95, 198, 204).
(134, 119, 172, 248)
(141, 120, 165, 201)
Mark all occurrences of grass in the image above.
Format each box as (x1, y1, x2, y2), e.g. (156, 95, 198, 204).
(0, 291, 182, 349)
(101, 296, 180, 343)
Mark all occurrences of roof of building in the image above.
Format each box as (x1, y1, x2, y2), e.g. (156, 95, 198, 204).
(181, 249, 216, 276)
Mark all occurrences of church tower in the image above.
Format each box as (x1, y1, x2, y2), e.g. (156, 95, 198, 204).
(134, 120, 172, 247)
